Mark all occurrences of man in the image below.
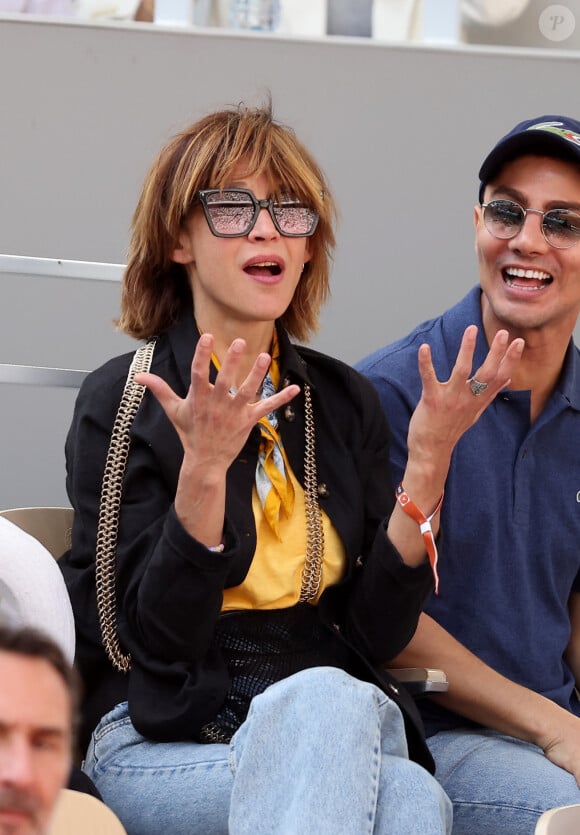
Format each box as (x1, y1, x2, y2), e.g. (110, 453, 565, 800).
(357, 115, 580, 834)
(0, 625, 77, 834)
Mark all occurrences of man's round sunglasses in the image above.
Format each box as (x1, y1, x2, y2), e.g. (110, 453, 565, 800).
(481, 199, 580, 249)
(197, 188, 319, 238)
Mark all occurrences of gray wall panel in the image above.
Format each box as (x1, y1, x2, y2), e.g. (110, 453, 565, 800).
(1, 18, 579, 506)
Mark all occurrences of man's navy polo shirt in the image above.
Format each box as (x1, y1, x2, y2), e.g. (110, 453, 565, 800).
(357, 286, 580, 735)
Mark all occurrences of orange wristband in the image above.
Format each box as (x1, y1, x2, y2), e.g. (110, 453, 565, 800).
(395, 483, 444, 594)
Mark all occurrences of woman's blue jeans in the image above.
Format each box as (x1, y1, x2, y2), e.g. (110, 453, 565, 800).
(83, 667, 452, 834)
(428, 728, 580, 834)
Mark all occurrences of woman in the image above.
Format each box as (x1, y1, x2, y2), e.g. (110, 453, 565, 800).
(60, 103, 522, 834)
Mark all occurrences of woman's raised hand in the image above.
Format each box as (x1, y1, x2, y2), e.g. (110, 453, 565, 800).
(135, 333, 300, 477)
(135, 334, 299, 545)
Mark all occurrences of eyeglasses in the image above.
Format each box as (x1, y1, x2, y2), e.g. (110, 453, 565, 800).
(196, 188, 319, 238)
(481, 199, 580, 249)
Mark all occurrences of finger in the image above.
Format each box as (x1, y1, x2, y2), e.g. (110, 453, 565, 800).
(416, 342, 437, 392)
(213, 338, 252, 397)
(417, 324, 479, 394)
(235, 353, 272, 402)
(472, 332, 524, 391)
(252, 384, 300, 421)
(496, 337, 525, 384)
(473, 329, 509, 377)
(134, 371, 182, 417)
(190, 333, 215, 395)
(466, 329, 508, 397)
(447, 325, 479, 383)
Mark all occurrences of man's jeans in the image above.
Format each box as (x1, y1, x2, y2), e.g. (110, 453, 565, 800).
(428, 728, 580, 834)
(84, 666, 452, 834)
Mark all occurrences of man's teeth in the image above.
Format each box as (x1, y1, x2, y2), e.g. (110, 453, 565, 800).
(505, 267, 551, 280)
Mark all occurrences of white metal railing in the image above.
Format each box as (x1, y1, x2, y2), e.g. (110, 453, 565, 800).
(0, 254, 124, 282)
(0, 254, 125, 387)
(0, 364, 88, 387)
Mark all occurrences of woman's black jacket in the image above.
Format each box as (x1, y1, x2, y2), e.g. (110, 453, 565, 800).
(60, 307, 435, 771)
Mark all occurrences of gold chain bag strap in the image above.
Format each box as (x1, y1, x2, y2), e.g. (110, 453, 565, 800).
(299, 384, 325, 602)
(95, 338, 157, 674)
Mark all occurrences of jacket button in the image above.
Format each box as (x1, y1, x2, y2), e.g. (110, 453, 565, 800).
(332, 622, 341, 633)
(355, 555, 363, 568)
(317, 483, 329, 498)
(284, 405, 296, 422)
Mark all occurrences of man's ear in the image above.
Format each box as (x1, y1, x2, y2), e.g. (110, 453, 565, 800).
(473, 205, 483, 256)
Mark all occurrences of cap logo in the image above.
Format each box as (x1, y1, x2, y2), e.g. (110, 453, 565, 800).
(527, 120, 580, 147)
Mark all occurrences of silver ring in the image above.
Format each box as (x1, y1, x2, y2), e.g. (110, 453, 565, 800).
(469, 378, 489, 397)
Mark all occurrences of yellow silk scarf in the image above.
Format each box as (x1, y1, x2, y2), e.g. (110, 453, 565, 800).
(211, 331, 294, 538)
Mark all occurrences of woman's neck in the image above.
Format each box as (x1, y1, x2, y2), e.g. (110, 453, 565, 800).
(195, 315, 276, 382)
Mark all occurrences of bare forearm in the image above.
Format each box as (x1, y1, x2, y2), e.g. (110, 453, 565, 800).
(565, 592, 580, 687)
(391, 613, 569, 747)
(174, 457, 226, 548)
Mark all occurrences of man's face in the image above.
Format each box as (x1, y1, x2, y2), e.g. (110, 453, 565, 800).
(474, 154, 580, 342)
(0, 652, 71, 835)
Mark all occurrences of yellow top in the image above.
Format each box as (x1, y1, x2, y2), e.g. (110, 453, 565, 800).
(222, 468, 346, 610)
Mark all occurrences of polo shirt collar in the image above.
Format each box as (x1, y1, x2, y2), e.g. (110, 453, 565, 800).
(556, 341, 580, 411)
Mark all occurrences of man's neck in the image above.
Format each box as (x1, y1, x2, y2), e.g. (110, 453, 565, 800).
(496, 331, 569, 422)
(480, 302, 572, 423)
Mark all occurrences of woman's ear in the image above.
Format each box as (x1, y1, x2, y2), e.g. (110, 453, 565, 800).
(171, 231, 195, 265)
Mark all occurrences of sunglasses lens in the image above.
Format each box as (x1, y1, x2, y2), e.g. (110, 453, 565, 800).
(483, 200, 524, 239)
(205, 190, 255, 235)
(543, 210, 580, 248)
(273, 203, 318, 236)
(201, 189, 318, 237)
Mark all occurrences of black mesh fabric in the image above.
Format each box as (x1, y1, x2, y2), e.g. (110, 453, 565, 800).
(199, 603, 350, 743)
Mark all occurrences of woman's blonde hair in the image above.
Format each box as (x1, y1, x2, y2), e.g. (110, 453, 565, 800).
(118, 102, 336, 343)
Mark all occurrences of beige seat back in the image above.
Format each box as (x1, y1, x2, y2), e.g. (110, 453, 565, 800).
(535, 804, 580, 834)
(49, 789, 127, 834)
(0, 507, 73, 560)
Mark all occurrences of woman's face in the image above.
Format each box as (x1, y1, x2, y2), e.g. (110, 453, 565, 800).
(172, 170, 313, 334)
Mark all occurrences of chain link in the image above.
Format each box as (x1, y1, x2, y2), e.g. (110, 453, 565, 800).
(95, 338, 157, 673)
(299, 384, 325, 602)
